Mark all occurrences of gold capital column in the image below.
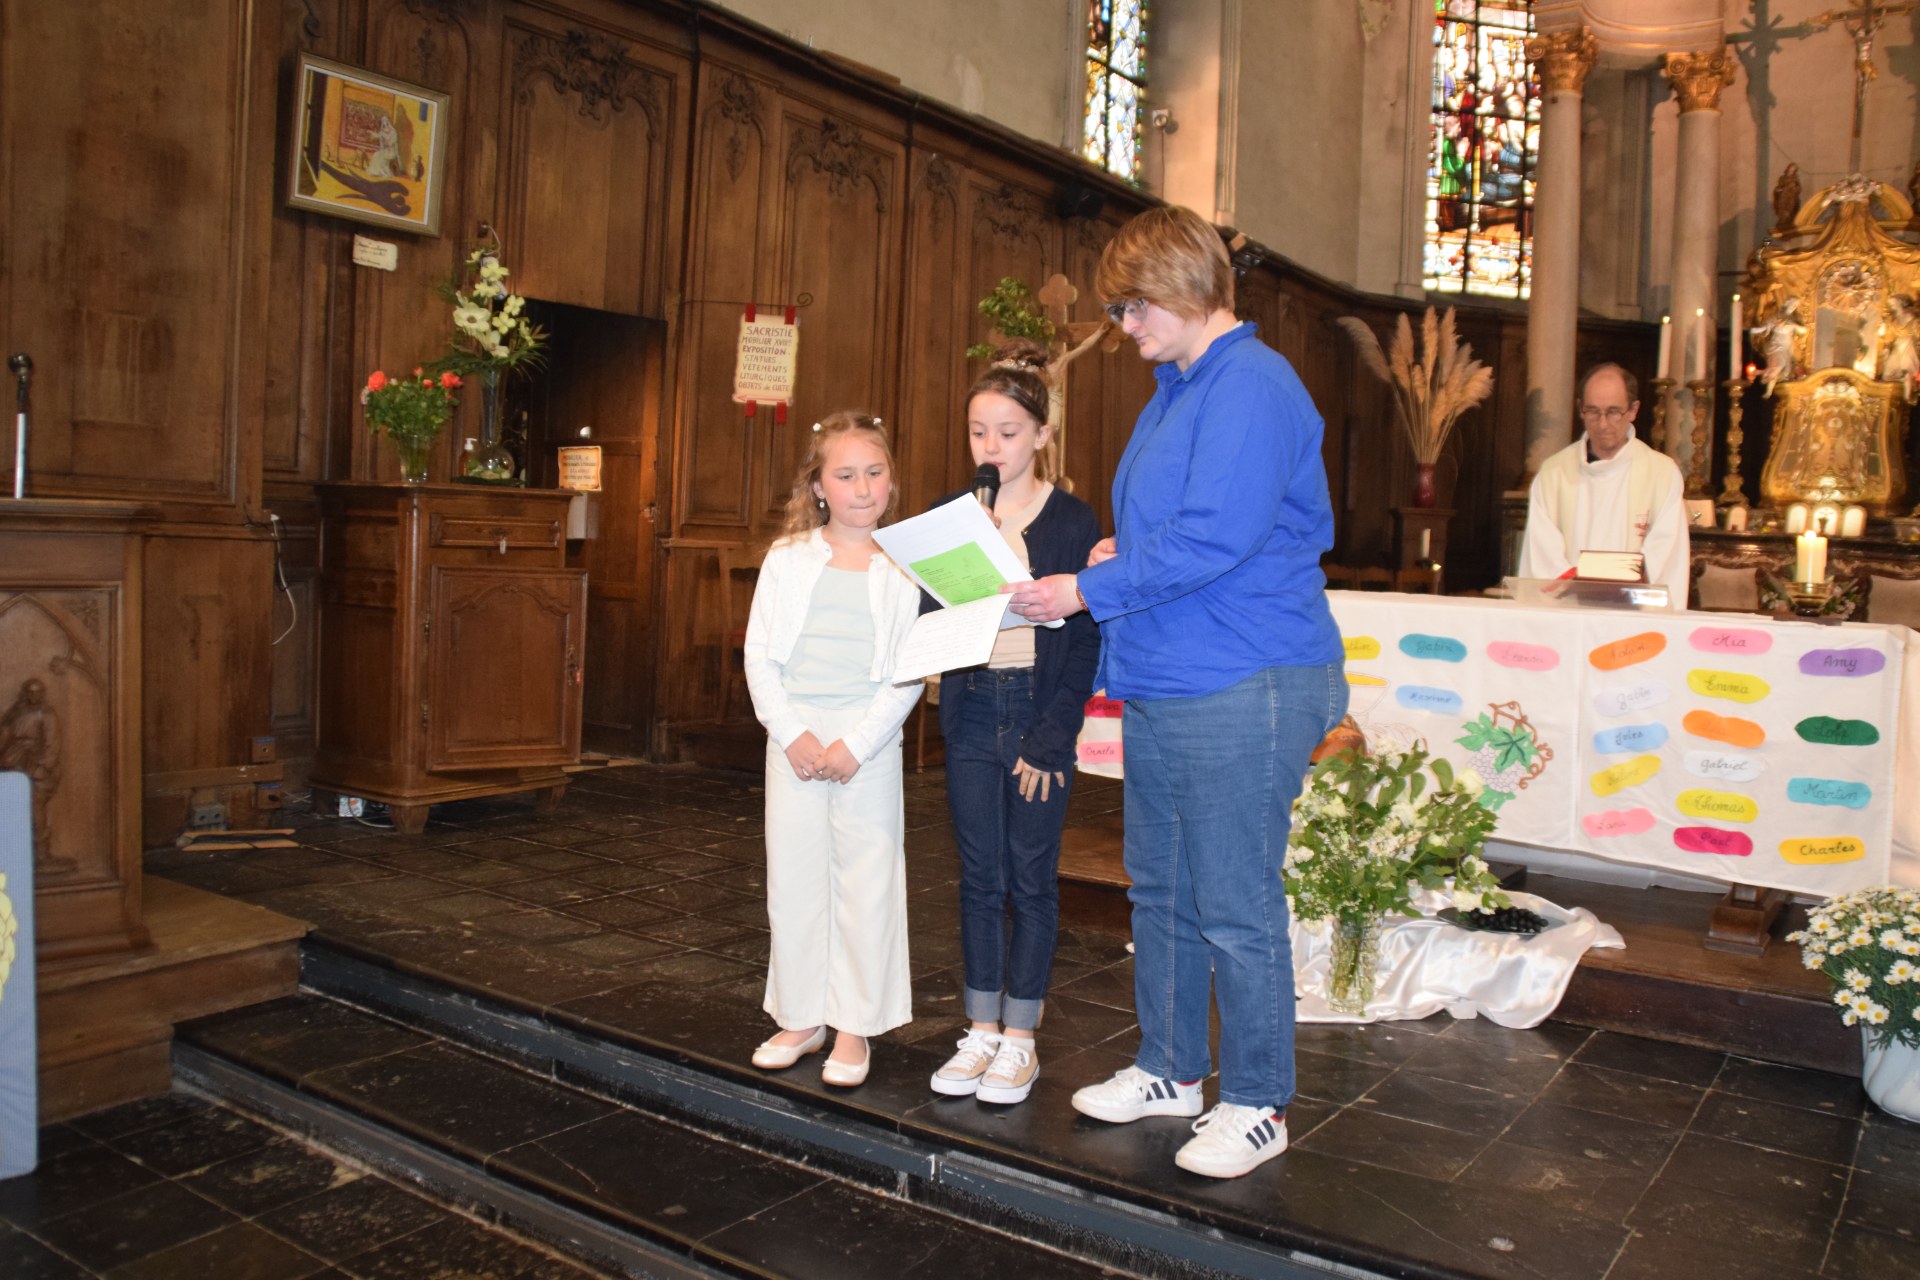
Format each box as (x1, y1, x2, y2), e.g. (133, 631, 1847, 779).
(1522, 27, 1598, 482)
(1662, 48, 1737, 494)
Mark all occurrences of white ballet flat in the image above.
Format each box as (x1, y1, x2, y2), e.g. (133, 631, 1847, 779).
(751, 1026, 826, 1069)
(821, 1047, 870, 1088)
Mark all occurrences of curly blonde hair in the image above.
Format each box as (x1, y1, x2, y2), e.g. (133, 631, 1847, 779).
(968, 340, 1071, 491)
(776, 411, 898, 541)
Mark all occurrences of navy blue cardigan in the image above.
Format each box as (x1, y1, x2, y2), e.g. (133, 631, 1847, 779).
(918, 487, 1103, 773)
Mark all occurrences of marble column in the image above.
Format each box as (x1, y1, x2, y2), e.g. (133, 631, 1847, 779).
(1522, 27, 1598, 482)
(1662, 48, 1736, 493)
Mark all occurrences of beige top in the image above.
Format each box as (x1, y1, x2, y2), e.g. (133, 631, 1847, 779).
(987, 482, 1052, 669)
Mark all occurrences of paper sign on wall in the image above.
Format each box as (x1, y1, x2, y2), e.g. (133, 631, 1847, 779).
(556, 446, 602, 492)
(732, 305, 799, 423)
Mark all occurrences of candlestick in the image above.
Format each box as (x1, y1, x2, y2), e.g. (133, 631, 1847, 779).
(1658, 314, 1672, 379)
(1649, 376, 1675, 451)
(1716, 376, 1748, 506)
(1728, 293, 1741, 371)
(1786, 578, 1835, 619)
(1684, 378, 1714, 498)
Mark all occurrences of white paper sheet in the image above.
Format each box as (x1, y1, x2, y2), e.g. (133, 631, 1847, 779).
(890, 596, 1007, 683)
(872, 495, 1059, 631)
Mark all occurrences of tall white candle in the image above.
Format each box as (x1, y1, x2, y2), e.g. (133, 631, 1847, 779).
(1419, 528, 1431, 560)
(1728, 294, 1741, 371)
(1795, 530, 1820, 583)
(1658, 315, 1672, 378)
(1695, 308, 1708, 381)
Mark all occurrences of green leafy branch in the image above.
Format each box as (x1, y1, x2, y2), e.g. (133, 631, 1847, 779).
(964, 277, 1055, 360)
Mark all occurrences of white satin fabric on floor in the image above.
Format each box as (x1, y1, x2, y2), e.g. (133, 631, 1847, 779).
(1292, 890, 1624, 1028)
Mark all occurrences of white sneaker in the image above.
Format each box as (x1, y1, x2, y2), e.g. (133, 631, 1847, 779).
(1174, 1103, 1287, 1178)
(1070, 1066, 1203, 1123)
(930, 1029, 1001, 1096)
(975, 1037, 1038, 1105)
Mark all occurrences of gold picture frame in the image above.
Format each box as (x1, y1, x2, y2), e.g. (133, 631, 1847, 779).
(287, 54, 448, 236)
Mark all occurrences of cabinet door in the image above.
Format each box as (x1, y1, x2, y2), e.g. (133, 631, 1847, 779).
(425, 566, 586, 772)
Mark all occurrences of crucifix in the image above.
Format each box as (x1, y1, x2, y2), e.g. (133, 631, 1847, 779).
(1032, 274, 1122, 465)
(1810, 1, 1916, 171)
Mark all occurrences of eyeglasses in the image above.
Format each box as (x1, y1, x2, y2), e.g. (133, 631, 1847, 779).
(1578, 406, 1632, 423)
(1103, 298, 1150, 325)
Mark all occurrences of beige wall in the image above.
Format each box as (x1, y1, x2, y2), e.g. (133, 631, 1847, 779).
(710, 0, 1081, 148)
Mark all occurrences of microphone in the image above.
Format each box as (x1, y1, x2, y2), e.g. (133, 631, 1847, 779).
(972, 462, 1000, 512)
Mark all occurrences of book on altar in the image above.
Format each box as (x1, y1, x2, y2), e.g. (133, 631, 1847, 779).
(1574, 550, 1646, 582)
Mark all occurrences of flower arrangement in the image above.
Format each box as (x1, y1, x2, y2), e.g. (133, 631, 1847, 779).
(362, 368, 460, 480)
(1788, 887, 1920, 1049)
(1335, 307, 1493, 468)
(435, 247, 547, 376)
(1284, 743, 1509, 926)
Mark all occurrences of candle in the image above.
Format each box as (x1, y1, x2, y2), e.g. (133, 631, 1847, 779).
(1659, 315, 1672, 378)
(1841, 505, 1867, 538)
(1795, 529, 1828, 584)
(1419, 528, 1431, 560)
(1785, 502, 1809, 534)
(1695, 307, 1708, 381)
(1728, 293, 1741, 371)
(1745, 362, 1758, 383)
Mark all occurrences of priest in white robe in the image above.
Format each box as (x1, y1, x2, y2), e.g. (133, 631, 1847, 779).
(1519, 363, 1690, 596)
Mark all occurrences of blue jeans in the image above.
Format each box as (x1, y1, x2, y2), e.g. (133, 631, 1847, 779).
(1122, 663, 1347, 1109)
(944, 669, 1072, 1031)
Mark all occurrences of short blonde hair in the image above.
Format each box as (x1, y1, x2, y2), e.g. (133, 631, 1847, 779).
(1095, 206, 1234, 320)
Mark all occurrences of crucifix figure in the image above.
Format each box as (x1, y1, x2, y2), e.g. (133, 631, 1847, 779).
(1032, 274, 1122, 463)
(1810, 1, 1916, 171)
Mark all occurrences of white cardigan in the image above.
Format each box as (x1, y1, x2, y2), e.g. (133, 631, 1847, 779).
(742, 529, 923, 763)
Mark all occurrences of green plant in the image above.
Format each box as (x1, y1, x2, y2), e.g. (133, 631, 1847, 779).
(431, 247, 548, 378)
(965, 276, 1054, 360)
(1284, 744, 1508, 926)
(362, 368, 459, 446)
(1789, 887, 1920, 1049)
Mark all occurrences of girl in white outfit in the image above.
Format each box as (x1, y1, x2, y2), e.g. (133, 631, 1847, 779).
(743, 412, 922, 1086)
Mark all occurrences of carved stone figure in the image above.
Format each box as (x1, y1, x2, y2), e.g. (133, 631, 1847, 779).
(1883, 293, 1920, 396)
(1753, 298, 1808, 394)
(0, 678, 59, 865)
(1773, 162, 1802, 232)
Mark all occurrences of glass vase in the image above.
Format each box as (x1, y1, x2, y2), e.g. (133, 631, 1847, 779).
(1327, 914, 1382, 1016)
(392, 434, 433, 484)
(469, 369, 516, 481)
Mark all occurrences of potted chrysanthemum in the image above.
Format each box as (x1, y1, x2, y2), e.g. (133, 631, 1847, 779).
(1284, 743, 1508, 1013)
(1788, 887, 1920, 1120)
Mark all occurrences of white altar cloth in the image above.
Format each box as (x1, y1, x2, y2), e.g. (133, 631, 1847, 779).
(1293, 891, 1624, 1028)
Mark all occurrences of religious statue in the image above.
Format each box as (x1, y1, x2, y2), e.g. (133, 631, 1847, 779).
(1752, 297, 1807, 394)
(1909, 158, 1920, 215)
(0, 678, 59, 867)
(1773, 162, 1803, 232)
(1882, 292, 1920, 397)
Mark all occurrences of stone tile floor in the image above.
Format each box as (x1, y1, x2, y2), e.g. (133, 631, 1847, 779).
(0, 1090, 601, 1279)
(26, 762, 1920, 1278)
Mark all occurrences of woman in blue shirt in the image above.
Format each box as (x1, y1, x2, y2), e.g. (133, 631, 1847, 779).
(1006, 206, 1346, 1179)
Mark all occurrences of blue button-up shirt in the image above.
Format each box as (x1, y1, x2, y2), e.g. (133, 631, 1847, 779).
(1077, 323, 1342, 700)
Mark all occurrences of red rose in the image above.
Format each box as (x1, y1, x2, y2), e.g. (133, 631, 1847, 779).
(367, 370, 388, 391)
(441, 372, 462, 389)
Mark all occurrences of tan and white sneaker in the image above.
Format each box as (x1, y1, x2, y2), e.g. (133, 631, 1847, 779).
(975, 1036, 1038, 1105)
(930, 1028, 1001, 1096)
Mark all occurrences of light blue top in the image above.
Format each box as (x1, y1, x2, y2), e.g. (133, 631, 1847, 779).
(1077, 323, 1342, 700)
(781, 566, 879, 705)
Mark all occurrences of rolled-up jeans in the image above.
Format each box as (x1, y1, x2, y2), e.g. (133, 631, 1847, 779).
(1121, 662, 1347, 1109)
(943, 668, 1072, 1032)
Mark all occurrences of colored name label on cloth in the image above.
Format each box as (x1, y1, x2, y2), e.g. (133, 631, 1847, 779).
(1780, 836, 1866, 865)
(1583, 808, 1655, 838)
(1684, 751, 1764, 783)
(1682, 710, 1766, 748)
(1590, 753, 1661, 797)
(1797, 648, 1886, 678)
(1673, 827, 1754, 857)
(1395, 686, 1463, 714)
(1590, 632, 1667, 671)
(1488, 640, 1560, 672)
(1084, 695, 1124, 718)
(1343, 636, 1381, 660)
(1593, 680, 1669, 717)
(1675, 790, 1759, 823)
(1686, 670, 1771, 703)
(1795, 716, 1880, 746)
(1398, 634, 1467, 663)
(1786, 778, 1872, 809)
(1078, 740, 1123, 765)
(1689, 626, 1774, 656)
(1345, 673, 1387, 687)
(1592, 723, 1669, 755)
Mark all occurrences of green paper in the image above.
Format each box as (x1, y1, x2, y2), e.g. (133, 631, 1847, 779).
(910, 543, 1006, 604)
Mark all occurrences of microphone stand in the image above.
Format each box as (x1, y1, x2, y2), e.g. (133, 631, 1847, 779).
(7, 353, 28, 500)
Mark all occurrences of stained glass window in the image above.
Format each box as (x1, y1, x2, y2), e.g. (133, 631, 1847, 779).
(1084, 0, 1147, 181)
(1424, 0, 1538, 298)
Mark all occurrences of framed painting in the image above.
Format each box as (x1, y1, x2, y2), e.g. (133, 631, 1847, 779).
(287, 54, 449, 236)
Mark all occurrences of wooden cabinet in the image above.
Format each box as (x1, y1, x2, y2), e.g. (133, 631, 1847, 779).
(312, 484, 585, 834)
(0, 500, 151, 963)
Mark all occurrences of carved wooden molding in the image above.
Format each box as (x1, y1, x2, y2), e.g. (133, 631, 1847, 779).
(515, 28, 664, 131)
(787, 117, 890, 210)
(1526, 27, 1598, 95)
(974, 183, 1045, 247)
(717, 73, 764, 183)
(1662, 47, 1737, 113)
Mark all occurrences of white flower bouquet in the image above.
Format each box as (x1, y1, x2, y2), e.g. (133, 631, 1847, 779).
(1789, 887, 1920, 1049)
(434, 247, 547, 376)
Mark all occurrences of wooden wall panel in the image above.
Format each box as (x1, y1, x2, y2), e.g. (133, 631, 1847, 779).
(896, 152, 968, 517)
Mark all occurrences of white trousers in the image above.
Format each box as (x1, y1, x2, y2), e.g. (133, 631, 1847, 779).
(762, 702, 912, 1036)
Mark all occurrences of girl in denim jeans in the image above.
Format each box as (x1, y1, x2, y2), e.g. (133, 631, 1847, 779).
(925, 342, 1101, 1106)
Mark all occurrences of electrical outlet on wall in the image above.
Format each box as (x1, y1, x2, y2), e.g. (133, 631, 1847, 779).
(188, 802, 227, 830)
